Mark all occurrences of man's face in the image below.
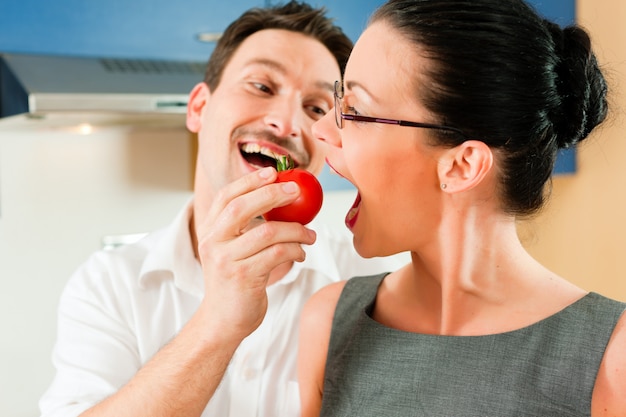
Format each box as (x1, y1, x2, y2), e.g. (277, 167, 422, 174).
(187, 29, 341, 197)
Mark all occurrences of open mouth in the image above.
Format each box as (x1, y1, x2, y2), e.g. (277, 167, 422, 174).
(346, 192, 361, 231)
(240, 142, 299, 169)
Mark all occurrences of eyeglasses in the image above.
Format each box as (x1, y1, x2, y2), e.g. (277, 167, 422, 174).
(333, 80, 467, 139)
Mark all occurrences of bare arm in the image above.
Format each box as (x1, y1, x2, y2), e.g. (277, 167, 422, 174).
(592, 312, 626, 417)
(80, 168, 316, 417)
(298, 281, 345, 417)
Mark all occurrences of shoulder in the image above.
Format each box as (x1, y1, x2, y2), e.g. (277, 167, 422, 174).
(298, 282, 347, 417)
(592, 308, 626, 416)
(300, 281, 347, 350)
(302, 274, 385, 329)
(302, 281, 347, 323)
(300, 282, 348, 351)
(60, 230, 168, 316)
(65, 240, 148, 293)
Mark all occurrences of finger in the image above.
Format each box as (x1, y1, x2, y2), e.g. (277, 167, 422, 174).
(231, 242, 309, 281)
(212, 180, 302, 237)
(205, 167, 278, 222)
(236, 221, 317, 259)
(201, 222, 316, 281)
(207, 221, 315, 267)
(209, 239, 310, 293)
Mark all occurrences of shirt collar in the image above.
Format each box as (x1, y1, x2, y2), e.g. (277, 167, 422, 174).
(139, 198, 204, 297)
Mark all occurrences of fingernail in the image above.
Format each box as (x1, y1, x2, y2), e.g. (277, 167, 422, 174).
(281, 182, 299, 194)
(258, 167, 273, 179)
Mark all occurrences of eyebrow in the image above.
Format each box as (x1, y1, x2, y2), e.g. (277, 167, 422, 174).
(345, 80, 374, 98)
(245, 58, 287, 75)
(244, 58, 335, 93)
(317, 80, 335, 95)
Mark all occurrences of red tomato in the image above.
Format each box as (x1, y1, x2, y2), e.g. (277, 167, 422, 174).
(262, 159, 323, 225)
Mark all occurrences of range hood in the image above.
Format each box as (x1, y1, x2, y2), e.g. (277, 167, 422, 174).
(0, 53, 206, 118)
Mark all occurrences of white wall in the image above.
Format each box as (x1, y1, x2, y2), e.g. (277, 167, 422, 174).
(0, 113, 194, 417)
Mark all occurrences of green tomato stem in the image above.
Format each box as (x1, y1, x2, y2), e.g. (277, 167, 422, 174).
(276, 154, 295, 171)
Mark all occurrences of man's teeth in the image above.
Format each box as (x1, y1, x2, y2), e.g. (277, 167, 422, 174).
(240, 143, 280, 159)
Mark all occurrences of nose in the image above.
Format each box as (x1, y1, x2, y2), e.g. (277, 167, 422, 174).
(264, 96, 302, 138)
(312, 109, 342, 148)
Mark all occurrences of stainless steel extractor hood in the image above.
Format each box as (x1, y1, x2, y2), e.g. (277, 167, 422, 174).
(0, 53, 206, 118)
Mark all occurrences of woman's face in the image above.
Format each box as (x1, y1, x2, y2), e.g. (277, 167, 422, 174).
(313, 21, 447, 258)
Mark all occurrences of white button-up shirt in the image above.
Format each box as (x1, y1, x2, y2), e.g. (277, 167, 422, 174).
(39, 200, 408, 417)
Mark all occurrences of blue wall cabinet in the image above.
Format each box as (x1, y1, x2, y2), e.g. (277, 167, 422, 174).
(0, 0, 383, 60)
(0, 0, 259, 60)
(0, 0, 576, 59)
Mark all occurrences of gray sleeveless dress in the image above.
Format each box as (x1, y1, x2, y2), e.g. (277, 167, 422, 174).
(320, 273, 626, 417)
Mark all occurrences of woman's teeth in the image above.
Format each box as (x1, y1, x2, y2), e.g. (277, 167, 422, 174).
(345, 193, 361, 230)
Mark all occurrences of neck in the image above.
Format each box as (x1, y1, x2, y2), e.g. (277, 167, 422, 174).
(380, 211, 580, 336)
(418, 209, 524, 294)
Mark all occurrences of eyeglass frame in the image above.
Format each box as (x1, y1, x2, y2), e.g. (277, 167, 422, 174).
(333, 80, 467, 139)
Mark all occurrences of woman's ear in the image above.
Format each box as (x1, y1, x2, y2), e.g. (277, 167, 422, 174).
(186, 82, 210, 133)
(437, 140, 493, 192)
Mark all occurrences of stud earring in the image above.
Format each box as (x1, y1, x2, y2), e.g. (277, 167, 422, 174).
(441, 183, 447, 190)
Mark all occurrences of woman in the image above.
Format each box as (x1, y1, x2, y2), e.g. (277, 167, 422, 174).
(298, 0, 626, 416)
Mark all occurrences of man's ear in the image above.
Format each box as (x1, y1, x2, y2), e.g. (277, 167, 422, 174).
(186, 82, 210, 133)
(437, 140, 493, 192)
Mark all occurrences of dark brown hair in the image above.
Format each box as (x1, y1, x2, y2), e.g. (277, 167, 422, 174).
(204, 1, 353, 91)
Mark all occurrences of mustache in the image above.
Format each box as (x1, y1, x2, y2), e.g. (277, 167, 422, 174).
(233, 127, 310, 167)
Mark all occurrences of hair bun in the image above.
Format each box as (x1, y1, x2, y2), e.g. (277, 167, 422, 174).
(545, 20, 608, 148)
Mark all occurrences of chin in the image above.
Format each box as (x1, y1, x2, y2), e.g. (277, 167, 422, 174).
(352, 237, 376, 259)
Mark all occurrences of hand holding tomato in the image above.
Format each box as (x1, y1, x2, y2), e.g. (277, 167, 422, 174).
(195, 165, 318, 346)
(262, 155, 323, 225)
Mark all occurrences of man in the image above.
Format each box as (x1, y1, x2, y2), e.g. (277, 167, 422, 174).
(39, 2, 406, 417)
